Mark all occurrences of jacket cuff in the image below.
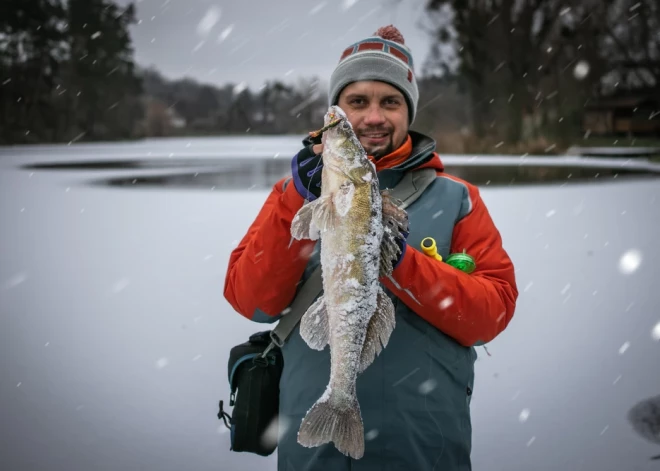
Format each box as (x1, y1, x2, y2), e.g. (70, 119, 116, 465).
(281, 176, 307, 213)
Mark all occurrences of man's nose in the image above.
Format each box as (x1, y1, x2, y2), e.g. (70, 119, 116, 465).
(363, 105, 386, 125)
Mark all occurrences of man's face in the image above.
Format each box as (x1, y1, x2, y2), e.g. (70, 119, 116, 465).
(337, 81, 409, 159)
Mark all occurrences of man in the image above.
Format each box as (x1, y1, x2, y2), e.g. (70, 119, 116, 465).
(224, 25, 518, 470)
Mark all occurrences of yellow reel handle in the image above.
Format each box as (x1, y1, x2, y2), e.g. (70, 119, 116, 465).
(420, 237, 443, 262)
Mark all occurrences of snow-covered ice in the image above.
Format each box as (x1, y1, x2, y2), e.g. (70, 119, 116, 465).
(0, 137, 659, 471)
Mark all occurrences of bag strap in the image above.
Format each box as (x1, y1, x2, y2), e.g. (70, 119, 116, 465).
(263, 167, 437, 355)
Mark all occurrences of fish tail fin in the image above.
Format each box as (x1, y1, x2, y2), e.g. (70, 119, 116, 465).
(297, 394, 365, 459)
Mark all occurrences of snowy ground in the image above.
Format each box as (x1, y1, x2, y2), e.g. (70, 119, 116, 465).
(1, 137, 659, 471)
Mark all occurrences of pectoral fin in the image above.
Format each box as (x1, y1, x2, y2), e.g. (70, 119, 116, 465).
(300, 295, 329, 351)
(291, 194, 337, 240)
(379, 190, 409, 277)
(291, 200, 320, 241)
(358, 287, 396, 373)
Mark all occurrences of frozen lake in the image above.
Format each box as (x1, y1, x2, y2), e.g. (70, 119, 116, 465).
(1, 136, 660, 470)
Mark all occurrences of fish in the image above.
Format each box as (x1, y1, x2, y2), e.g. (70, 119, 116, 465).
(289, 105, 409, 459)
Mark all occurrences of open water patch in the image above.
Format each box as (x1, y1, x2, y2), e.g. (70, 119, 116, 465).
(18, 155, 660, 190)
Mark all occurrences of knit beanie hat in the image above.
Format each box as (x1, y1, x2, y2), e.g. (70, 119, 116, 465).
(328, 25, 419, 125)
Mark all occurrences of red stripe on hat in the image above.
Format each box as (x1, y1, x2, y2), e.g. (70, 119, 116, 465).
(340, 46, 355, 61)
(407, 69, 413, 82)
(389, 47, 409, 65)
(357, 42, 385, 52)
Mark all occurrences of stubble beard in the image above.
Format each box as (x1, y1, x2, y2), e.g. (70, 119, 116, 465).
(360, 135, 394, 160)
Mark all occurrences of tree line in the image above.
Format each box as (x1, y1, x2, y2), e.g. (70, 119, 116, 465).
(1, 0, 658, 150)
(420, 0, 660, 151)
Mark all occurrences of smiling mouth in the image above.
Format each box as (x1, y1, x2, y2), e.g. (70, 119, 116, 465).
(361, 133, 389, 139)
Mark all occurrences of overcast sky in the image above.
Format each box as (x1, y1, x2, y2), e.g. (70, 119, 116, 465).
(114, 0, 434, 91)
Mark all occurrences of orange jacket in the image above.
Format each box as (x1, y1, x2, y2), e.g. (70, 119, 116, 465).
(224, 135, 517, 346)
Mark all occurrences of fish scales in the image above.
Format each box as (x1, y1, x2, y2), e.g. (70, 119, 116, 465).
(290, 105, 408, 459)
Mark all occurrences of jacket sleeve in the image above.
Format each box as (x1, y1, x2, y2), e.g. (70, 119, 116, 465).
(381, 180, 518, 347)
(223, 176, 317, 322)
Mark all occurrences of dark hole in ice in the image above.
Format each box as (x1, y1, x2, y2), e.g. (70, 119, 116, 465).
(20, 157, 660, 190)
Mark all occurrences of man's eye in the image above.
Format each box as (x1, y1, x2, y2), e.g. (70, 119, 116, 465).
(350, 98, 365, 105)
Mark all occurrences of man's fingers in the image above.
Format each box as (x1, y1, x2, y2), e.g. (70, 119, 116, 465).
(312, 143, 323, 155)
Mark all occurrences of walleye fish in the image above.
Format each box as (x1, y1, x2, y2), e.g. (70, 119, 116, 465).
(290, 105, 408, 459)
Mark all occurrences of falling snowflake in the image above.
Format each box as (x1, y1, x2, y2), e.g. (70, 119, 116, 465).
(526, 436, 536, 447)
(651, 322, 660, 341)
(573, 61, 590, 80)
(545, 209, 556, 218)
(519, 408, 530, 423)
(112, 278, 130, 293)
(155, 358, 169, 369)
(3, 273, 27, 289)
(365, 429, 379, 440)
(418, 379, 437, 395)
(91, 31, 101, 40)
(439, 296, 454, 309)
(261, 415, 290, 449)
(341, 0, 359, 11)
(619, 341, 630, 354)
(217, 24, 233, 43)
(618, 249, 642, 275)
(233, 82, 247, 96)
(309, 2, 327, 15)
(197, 6, 221, 36)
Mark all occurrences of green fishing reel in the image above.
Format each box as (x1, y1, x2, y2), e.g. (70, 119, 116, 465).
(445, 250, 476, 274)
(419, 238, 476, 274)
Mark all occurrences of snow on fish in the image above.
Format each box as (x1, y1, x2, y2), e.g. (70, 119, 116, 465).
(290, 105, 408, 459)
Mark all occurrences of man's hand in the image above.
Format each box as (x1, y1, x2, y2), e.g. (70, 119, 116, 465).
(291, 142, 324, 201)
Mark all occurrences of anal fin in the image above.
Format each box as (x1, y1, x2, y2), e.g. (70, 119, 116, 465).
(358, 287, 396, 373)
(300, 295, 329, 351)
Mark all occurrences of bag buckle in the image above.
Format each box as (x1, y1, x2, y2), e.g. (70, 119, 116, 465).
(269, 331, 285, 348)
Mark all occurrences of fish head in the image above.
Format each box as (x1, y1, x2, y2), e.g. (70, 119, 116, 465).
(321, 106, 374, 183)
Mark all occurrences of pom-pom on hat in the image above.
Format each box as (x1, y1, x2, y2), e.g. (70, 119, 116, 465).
(328, 25, 418, 124)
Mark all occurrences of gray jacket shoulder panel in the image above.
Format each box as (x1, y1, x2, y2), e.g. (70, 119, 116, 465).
(435, 174, 473, 221)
